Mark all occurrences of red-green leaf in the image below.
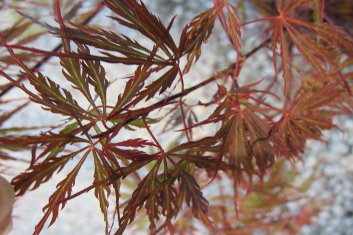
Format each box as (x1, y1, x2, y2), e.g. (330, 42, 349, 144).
(93, 150, 111, 234)
(34, 150, 89, 235)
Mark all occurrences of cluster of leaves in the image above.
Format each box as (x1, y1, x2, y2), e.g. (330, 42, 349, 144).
(0, 0, 352, 234)
(161, 159, 321, 234)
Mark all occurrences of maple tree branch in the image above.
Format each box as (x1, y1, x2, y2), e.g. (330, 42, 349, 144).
(93, 38, 270, 139)
(245, 38, 271, 58)
(155, 37, 271, 105)
(0, 1, 105, 98)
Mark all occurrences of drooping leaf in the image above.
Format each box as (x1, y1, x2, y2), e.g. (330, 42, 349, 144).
(92, 150, 111, 234)
(34, 149, 89, 235)
(274, 81, 342, 156)
(11, 153, 72, 196)
(221, 107, 275, 194)
(118, 159, 179, 233)
(177, 165, 212, 227)
(179, 6, 219, 73)
(117, 161, 160, 234)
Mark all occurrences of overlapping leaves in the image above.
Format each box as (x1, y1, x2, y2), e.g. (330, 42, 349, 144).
(269, 0, 353, 101)
(274, 81, 343, 157)
(0, 0, 352, 235)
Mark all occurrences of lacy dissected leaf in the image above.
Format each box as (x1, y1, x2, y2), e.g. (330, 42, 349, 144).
(105, 145, 152, 161)
(292, 81, 343, 111)
(94, 148, 122, 231)
(145, 174, 179, 231)
(0, 131, 88, 167)
(109, 62, 153, 118)
(283, 21, 340, 73)
(92, 150, 111, 234)
(177, 165, 212, 227)
(11, 154, 72, 196)
(29, 72, 93, 118)
(58, 26, 168, 65)
(117, 162, 157, 233)
(2, 19, 98, 119)
(105, 0, 177, 57)
(118, 160, 179, 233)
(270, 12, 293, 102)
(67, 26, 149, 55)
(245, 109, 275, 171)
(309, 22, 353, 56)
(55, 2, 100, 112)
(179, 6, 219, 73)
(158, 168, 179, 221)
(218, 2, 241, 53)
(269, 0, 353, 100)
(275, 82, 342, 156)
(0, 46, 92, 119)
(60, 51, 96, 108)
(4, 41, 167, 65)
(34, 150, 89, 235)
(222, 108, 275, 185)
(137, 64, 179, 101)
(1, 1, 351, 234)
(81, 48, 109, 113)
(144, 164, 179, 231)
